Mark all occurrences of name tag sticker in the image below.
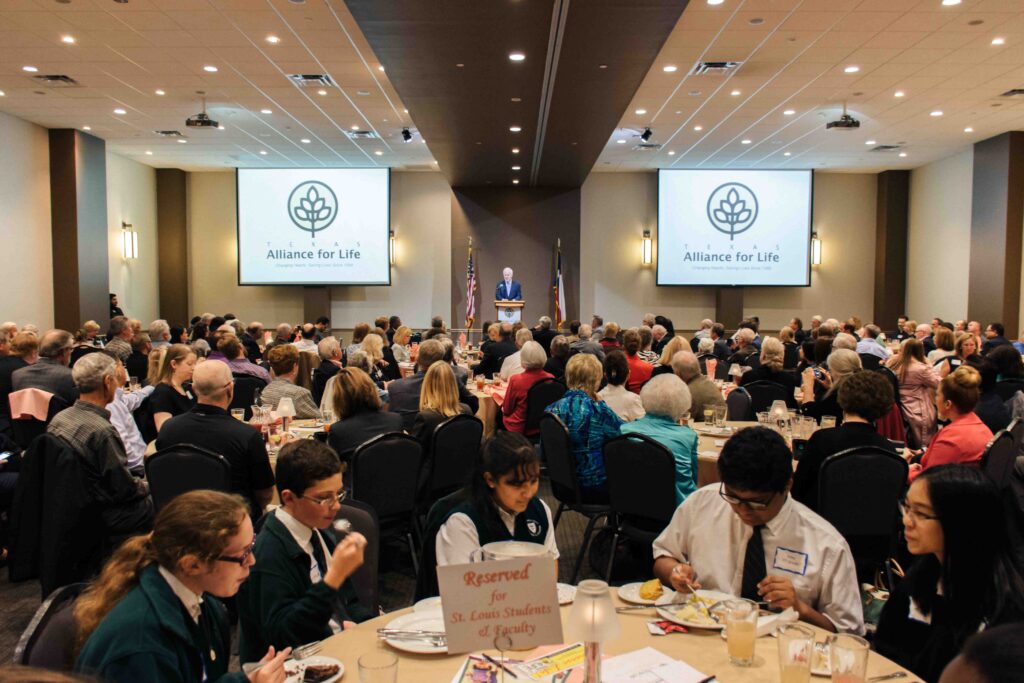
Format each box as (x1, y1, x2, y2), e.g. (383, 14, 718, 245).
(772, 547, 809, 576)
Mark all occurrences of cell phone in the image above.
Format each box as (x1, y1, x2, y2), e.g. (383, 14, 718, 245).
(791, 439, 808, 461)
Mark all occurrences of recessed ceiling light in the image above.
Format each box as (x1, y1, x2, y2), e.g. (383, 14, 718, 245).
(61, 35, 75, 44)
(217, 125, 225, 130)
(992, 37, 1005, 46)
(783, 152, 791, 156)
(635, 109, 647, 115)
(844, 65, 860, 73)
(964, 127, 974, 132)
(203, 65, 218, 72)
(783, 109, 795, 115)
(508, 52, 525, 62)
(511, 165, 521, 170)
(930, 110, 943, 117)
(259, 150, 268, 155)
(667, 150, 676, 155)
(730, 90, 741, 96)
(899, 152, 907, 157)
(616, 139, 626, 144)
(113, 108, 126, 115)
(512, 179, 520, 184)
(694, 125, 703, 131)
(456, 63, 464, 68)
(266, 35, 280, 44)
(260, 109, 272, 114)
(155, 89, 165, 96)
(741, 139, 752, 144)
(374, 150, 383, 156)
(509, 126, 521, 132)
(403, 109, 408, 113)
(350, 125, 359, 130)
(707, 0, 724, 4)
(22, 66, 38, 72)
(894, 90, 905, 97)
(317, 89, 327, 96)
(177, 139, 187, 144)
(300, 138, 311, 144)
(663, 65, 677, 73)
(82, 125, 90, 130)
(512, 147, 519, 153)
(599, 64, 608, 69)
(941, 0, 961, 5)
(0, 91, 5, 97)
(866, 140, 876, 145)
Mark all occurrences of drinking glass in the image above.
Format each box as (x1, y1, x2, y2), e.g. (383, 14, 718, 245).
(679, 410, 690, 426)
(703, 407, 714, 424)
(714, 404, 728, 429)
(358, 651, 398, 683)
(777, 623, 814, 683)
(829, 634, 869, 683)
(724, 598, 758, 666)
(321, 407, 335, 427)
(820, 415, 837, 430)
(230, 408, 245, 422)
(128, 376, 140, 392)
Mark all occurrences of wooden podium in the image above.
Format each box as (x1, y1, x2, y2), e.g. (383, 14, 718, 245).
(494, 300, 524, 324)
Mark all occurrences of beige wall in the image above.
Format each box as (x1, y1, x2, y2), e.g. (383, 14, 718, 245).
(107, 152, 159, 326)
(0, 112, 53, 329)
(905, 149, 973, 324)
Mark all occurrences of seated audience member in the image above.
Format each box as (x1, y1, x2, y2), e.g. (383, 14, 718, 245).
(311, 316, 330, 343)
(48, 353, 153, 543)
(621, 374, 697, 504)
(343, 351, 389, 405)
(472, 322, 517, 378)
(652, 426, 863, 634)
(345, 322, 370, 358)
(312, 336, 343, 406)
(651, 335, 688, 377)
(695, 336, 716, 364)
(981, 322, 1010, 355)
(916, 323, 937, 355)
(437, 337, 468, 386)
(831, 332, 858, 352)
(262, 323, 291, 361)
(908, 366, 992, 482)
(797, 339, 818, 374)
(103, 353, 154, 478)
(650, 324, 668, 355)
(598, 322, 621, 351)
(241, 322, 263, 362)
(75, 491, 288, 683)
(856, 324, 891, 361)
(238, 441, 371, 663)
(927, 326, 956, 366)
(125, 334, 151, 383)
(779, 327, 800, 369)
(500, 342, 553, 434)
(434, 432, 558, 567)
(390, 339, 478, 430)
(261, 344, 318, 419)
(671, 351, 725, 421)
(710, 323, 731, 361)
(636, 326, 659, 364)
(0, 331, 37, 435)
(791, 370, 897, 511)
(12, 328, 78, 406)
(591, 315, 605, 339)
(569, 324, 606, 361)
(293, 323, 318, 353)
(622, 329, 653, 393)
(727, 327, 759, 367)
(965, 357, 1011, 433)
(149, 344, 197, 432)
(147, 319, 171, 350)
(740, 337, 799, 389)
(799, 349, 861, 424)
(874, 466, 1024, 682)
(390, 325, 412, 363)
(987, 343, 1024, 383)
(205, 325, 234, 363)
(531, 316, 558, 355)
(104, 317, 133, 364)
(544, 335, 570, 379)
(327, 367, 403, 464)
(597, 351, 644, 422)
(359, 333, 389, 389)
(544, 353, 623, 502)
(413, 362, 473, 497)
(218, 334, 271, 384)
(156, 361, 274, 519)
(938, 332, 981, 379)
(499, 328, 535, 381)
(888, 338, 939, 447)
(386, 316, 401, 345)
(938, 624, 1024, 683)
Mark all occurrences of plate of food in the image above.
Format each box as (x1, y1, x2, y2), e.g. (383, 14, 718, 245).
(413, 596, 442, 612)
(811, 641, 831, 677)
(617, 579, 675, 605)
(284, 655, 344, 683)
(557, 583, 577, 605)
(655, 589, 733, 630)
(381, 609, 447, 655)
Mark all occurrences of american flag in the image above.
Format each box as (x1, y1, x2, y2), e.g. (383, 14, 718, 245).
(553, 239, 566, 327)
(465, 241, 477, 329)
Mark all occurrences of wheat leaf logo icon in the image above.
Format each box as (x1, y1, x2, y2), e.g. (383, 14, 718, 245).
(288, 181, 339, 236)
(706, 182, 758, 240)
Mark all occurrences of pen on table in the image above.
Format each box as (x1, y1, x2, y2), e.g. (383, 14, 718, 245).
(695, 676, 717, 683)
(482, 653, 518, 679)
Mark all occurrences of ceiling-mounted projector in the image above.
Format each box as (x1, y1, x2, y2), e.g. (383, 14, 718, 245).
(186, 92, 219, 128)
(826, 102, 859, 131)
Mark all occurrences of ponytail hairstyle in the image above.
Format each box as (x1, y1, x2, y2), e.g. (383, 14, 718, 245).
(940, 365, 982, 414)
(75, 490, 248, 647)
(154, 343, 194, 386)
(467, 432, 541, 541)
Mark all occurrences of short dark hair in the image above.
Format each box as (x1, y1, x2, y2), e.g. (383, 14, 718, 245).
(986, 344, 1023, 379)
(389, 315, 401, 328)
(224, 313, 237, 321)
(711, 323, 725, 338)
(791, 317, 803, 329)
(170, 326, 185, 342)
(988, 322, 1005, 336)
(738, 320, 759, 334)
(209, 316, 226, 332)
(718, 426, 793, 493)
(965, 356, 998, 392)
(603, 350, 629, 387)
(275, 440, 341, 498)
(838, 370, 893, 422)
(958, 623, 1024, 683)
(316, 316, 330, 326)
(570, 320, 581, 335)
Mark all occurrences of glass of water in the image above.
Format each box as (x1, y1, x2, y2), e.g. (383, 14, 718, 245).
(820, 415, 837, 430)
(714, 404, 728, 428)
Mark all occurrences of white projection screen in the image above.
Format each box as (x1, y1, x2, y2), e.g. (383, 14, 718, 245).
(237, 168, 390, 285)
(657, 169, 813, 287)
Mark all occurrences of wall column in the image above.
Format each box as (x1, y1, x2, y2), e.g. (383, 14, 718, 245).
(873, 170, 910, 327)
(156, 169, 189, 325)
(715, 288, 743, 328)
(304, 287, 330, 325)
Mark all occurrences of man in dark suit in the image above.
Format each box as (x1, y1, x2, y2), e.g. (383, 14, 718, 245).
(387, 339, 479, 430)
(531, 316, 558, 355)
(312, 337, 343, 406)
(982, 322, 1012, 355)
(495, 267, 522, 301)
(710, 323, 731, 361)
(471, 322, 517, 378)
(12, 329, 78, 406)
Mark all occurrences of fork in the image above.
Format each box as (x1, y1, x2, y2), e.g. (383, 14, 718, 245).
(242, 640, 322, 675)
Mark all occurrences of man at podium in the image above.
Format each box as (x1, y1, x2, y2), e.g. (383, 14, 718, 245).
(495, 267, 522, 301)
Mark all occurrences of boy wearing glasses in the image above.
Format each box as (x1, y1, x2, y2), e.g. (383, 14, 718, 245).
(652, 426, 864, 634)
(238, 440, 371, 663)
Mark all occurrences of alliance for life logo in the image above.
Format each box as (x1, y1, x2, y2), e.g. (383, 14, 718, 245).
(288, 180, 339, 236)
(706, 182, 758, 240)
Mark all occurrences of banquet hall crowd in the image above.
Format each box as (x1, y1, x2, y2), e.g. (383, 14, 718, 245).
(0, 301, 1022, 683)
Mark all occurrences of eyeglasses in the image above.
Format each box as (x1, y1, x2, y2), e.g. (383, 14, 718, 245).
(898, 500, 940, 524)
(302, 490, 347, 507)
(719, 484, 776, 511)
(217, 537, 256, 565)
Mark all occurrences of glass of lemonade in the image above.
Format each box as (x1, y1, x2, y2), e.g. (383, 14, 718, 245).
(704, 407, 714, 423)
(829, 634, 869, 683)
(724, 598, 758, 666)
(777, 623, 814, 683)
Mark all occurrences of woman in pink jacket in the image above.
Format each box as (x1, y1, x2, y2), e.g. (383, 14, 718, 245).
(888, 338, 939, 448)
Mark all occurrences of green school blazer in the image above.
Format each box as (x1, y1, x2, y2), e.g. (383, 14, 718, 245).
(76, 564, 245, 683)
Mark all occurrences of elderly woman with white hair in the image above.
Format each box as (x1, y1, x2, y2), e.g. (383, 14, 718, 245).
(620, 374, 698, 504)
(740, 336, 799, 390)
(799, 348, 863, 424)
(501, 341, 553, 435)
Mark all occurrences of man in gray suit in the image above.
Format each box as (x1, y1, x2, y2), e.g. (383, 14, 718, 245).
(12, 329, 78, 406)
(387, 339, 479, 430)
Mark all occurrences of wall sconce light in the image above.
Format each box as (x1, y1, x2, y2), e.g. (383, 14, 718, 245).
(121, 221, 139, 260)
(641, 230, 652, 266)
(389, 230, 396, 266)
(811, 232, 822, 266)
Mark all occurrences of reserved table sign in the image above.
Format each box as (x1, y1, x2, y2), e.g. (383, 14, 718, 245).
(437, 557, 563, 654)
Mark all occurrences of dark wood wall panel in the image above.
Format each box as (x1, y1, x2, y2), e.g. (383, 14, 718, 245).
(156, 169, 189, 326)
(715, 288, 744, 329)
(873, 170, 910, 327)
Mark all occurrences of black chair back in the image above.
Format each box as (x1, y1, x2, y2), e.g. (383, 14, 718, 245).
(524, 379, 567, 437)
(743, 380, 794, 413)
(336, 499, 380, 614)
(714, 360, 731, 381)
(145, 443, 232, 512)
(726, 386, 753, 421)
(1010, 418, 1024, 451)
(994, 378, 1024, 402)
(231, 374, 268, 420)
(539, 413, 581, 504)
(982, 429, 1018, 489)
(429, 414, 483, 499)
(14, 582, 86, 671)
(858, 353, 882, 371)
(350, 432, 422, 520)
(603, 434, 677, 524)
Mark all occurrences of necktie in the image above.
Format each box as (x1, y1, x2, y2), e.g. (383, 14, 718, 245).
(310, 530, 329, 578)
(740, 525, 767, 601)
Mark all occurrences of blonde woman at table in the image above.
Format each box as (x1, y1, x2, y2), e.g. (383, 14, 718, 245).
(390, 325, 412, 364)
(74, 491, 291, 683)
(359, 333, 388, 390)
(327, 367, 403, 464)
(412, 361, 473, 495)
(149, 343, 197, 432)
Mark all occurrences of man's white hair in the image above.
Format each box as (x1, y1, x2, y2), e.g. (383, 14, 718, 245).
(148, 319, 170, 341)
(72, 352, 117, 393)
(578, 324, 592, 340)
(318, 336, 341, 361)
(515, 328, 534, 346)
(833, 332, 858, 350)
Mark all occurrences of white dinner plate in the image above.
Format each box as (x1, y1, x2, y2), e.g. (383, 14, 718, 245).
(382, 609, 448, 654)
(655, 589, 733, 630)
(617, 582, 675, 605)
(413, 596, 442, 612)
(557, 583, 576, 605)
(283, 655, 344, 683)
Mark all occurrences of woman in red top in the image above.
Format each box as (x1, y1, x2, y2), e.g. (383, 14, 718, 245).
(623, 329, 653, 394)
(501, 341, 553, 434)
(909, 365, 992, 482)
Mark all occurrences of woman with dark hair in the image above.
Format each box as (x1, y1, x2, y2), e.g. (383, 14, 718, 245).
(938, 333, 981, 379)
(188, 323, 208, 345)
(344, 322, 370, 357)
(965, 357, 1012, 433)
(939, 624, 1024, 683)
(888, 338, 939, 447)
(986, 343, 1024, 381)
(874, 465, 1024, 682)
(622, 329, 652, 393)
(908, 366, 991, 482)
(597, 350, 644, 422)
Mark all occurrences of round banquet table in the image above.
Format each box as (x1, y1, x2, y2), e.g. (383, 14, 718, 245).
(318, 591, 919, 682)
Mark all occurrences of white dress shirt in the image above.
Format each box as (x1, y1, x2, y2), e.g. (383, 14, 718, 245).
(652, 485, 864, 634)
(597, 384, 645, 422)
(106, 385, 155, 472)
(499, 350, 524, 381)
(274, 507, 342, 633)
(158, 565, 203, 624)
(293, 339, 318, 353)
(436, 499, 560, 567)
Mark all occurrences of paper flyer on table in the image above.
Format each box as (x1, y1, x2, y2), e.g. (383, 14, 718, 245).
(515, 642, 585, 680)
(600, 647, 710, 683)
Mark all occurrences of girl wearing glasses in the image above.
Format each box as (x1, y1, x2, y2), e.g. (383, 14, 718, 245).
(874, 465, 1024, 683)
(75, 490, 290, 683)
